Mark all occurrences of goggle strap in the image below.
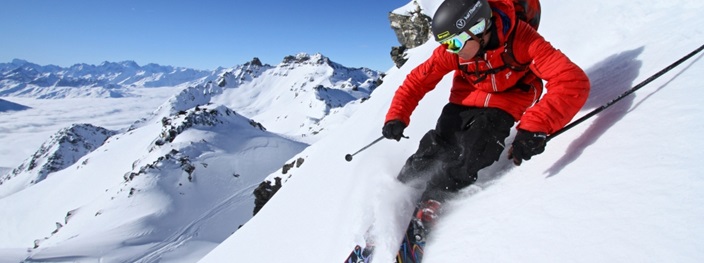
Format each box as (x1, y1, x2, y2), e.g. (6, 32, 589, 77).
(466, 31, 483, 43)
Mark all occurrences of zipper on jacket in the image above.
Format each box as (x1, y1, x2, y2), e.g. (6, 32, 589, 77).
(485, 53, 499, 92)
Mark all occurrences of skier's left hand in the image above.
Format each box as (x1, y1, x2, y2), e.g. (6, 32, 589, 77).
(508, 129, 547, 166)
(382, 120, 407, 141)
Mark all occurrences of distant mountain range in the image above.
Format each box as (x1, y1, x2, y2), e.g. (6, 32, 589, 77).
(0, 59, 221, 98)
(0, 57, 383, 101)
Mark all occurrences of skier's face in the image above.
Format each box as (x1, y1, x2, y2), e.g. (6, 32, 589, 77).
(457, 33, 490, 60)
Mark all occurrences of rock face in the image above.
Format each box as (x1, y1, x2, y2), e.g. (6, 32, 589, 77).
(388, 1, 432, 68)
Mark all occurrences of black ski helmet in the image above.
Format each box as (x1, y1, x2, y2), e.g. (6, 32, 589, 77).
(432, 0, 493, 42)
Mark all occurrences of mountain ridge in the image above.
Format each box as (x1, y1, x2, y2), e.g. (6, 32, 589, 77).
(0, 123, 116, 198)
(0, 53, 381, 100)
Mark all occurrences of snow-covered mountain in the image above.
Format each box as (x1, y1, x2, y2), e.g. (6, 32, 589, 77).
(0, 59, 220, 99)
(1, 53, 381, 142)
(147, 53, 381, 143)
(212, 53, 381, 142)
(0, 51, 381, 262)
(0, 101, 308, 262)
(0, 123, 116, 198)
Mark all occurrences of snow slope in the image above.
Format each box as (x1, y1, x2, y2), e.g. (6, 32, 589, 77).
(0, 102, 307, 262)
(199, 0, 704, 262)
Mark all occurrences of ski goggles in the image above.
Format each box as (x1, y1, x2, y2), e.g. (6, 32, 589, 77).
(440, 19, 490, 53)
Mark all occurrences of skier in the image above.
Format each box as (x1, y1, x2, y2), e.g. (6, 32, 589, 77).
(382, 0, 590, 230)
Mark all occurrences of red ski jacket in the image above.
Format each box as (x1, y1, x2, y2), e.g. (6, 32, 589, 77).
(385, 0, 590, 135)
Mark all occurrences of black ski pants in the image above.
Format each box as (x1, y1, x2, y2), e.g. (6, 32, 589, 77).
(397, 103, 515, 202)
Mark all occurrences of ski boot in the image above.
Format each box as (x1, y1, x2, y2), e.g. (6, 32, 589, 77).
(411, 199, 442, 243)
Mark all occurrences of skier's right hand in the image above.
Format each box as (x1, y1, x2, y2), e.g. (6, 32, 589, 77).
(382, 120, 407, 141)
(508, 129, 547, 166)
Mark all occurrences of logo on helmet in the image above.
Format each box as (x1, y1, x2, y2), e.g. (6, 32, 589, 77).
(437, 31, 452, 41)
(456, 19, 466, 29)
(456, 1, 483, 29)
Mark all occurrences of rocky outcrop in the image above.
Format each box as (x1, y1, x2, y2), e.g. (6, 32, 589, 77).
(153, 105, 265, 148)
(389, 1, 432, 68)
(252, 177, 282, 216)
(252, 157, 305, 215)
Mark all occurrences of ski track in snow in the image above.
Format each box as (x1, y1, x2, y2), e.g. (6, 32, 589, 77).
(129, 186, 254, 263)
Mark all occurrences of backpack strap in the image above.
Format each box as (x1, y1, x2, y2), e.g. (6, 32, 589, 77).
(458, 62, 510, 84)
(497, 9, 530, 72)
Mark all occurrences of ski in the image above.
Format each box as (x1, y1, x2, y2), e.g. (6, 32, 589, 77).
(344, 225, 376, 263)
(344, 244, 374, 263)
(394, 218, 426, 263)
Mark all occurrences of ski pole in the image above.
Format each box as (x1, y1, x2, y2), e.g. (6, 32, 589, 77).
(548, 43, 704, 141)
(345, 136, 385, 162)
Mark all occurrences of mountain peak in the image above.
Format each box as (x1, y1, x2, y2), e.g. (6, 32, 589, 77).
(245, 57, 265, 67)
(10, 59, 30, 66)
(0, 123, 116, 198)
(120, 60, 140, 69)
(281, 53, 330, 65)
(97, 60, 140, 70)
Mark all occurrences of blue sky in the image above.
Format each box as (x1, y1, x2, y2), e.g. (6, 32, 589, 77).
(0, 0, 409, 71)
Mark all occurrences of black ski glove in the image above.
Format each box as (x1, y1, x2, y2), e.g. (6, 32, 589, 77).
(382, 120, 407, 141)
(508, 129, 547, 166)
